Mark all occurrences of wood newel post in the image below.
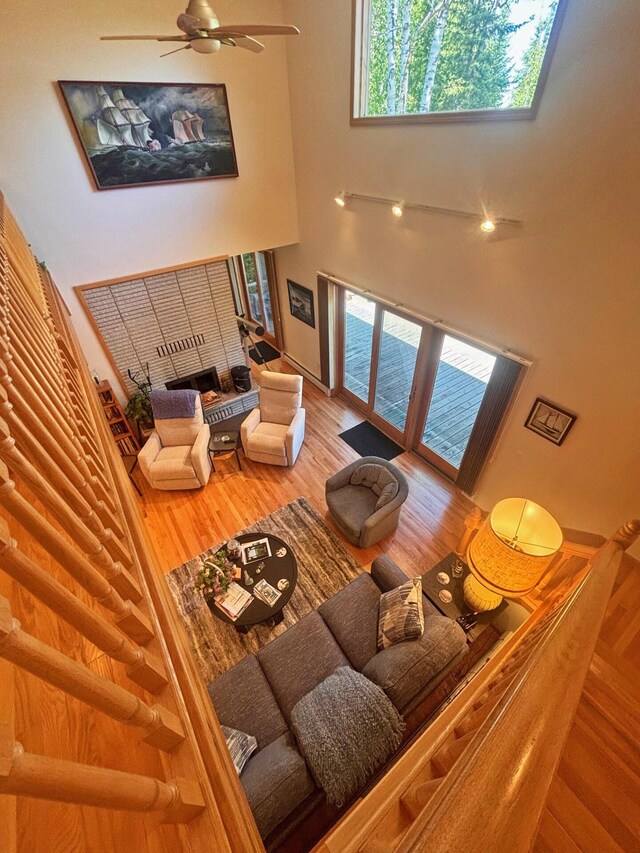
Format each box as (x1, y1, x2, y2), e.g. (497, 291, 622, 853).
(0, 519, 167, 693)
(611, 519, 640, 549)
(0, 461, 153, 645)
(0, 597, 182, 751)
(0, 731, 204, 822)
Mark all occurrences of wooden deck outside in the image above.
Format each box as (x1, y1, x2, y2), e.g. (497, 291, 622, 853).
(343, 306, 494, 468)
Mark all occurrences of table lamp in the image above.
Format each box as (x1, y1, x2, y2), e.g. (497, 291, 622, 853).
(464, 498, 563, 612)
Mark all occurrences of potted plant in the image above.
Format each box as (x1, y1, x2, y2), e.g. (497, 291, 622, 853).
(196, 549, 237, 601)
(125, 391, 154, 435)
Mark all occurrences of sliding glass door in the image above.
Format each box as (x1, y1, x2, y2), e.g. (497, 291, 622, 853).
(337, 287, 517, 487)
(338, 290, 424, 443)
(415, 334, 496, 477)
(372, 311, 422, 436)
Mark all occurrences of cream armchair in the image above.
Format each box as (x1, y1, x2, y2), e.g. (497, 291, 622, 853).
(241, 372, 305, 467)
(138, 394, 211, 490)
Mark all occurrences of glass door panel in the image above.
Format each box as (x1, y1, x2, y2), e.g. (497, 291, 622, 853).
(420, 335, 496, 469)
(240, 253, 263, 324)
(373, 311, 421, 433)
(255, 252, 274, 336)
(343, 291, 376, 403)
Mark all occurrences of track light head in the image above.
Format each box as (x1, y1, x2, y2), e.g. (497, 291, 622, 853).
(391, 200, 405, 218)
(334, 191, 346, 208)
(480, 218, 496, 233)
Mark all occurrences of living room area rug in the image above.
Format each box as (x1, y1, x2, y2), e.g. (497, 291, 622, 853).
(166, 497, 362, 684)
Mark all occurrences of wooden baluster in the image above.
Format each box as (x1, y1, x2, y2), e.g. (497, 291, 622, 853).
(0, 598, 181, 751)
(0, 361, 118, 523)
(455, 507, 483, 558)
(0, 385, 126, 542)
(0, 341, 112, 499)
(0, 418, 135, 577)
(0, 733, 204, 822)
(0, 520, 166, 693)
(0, 323, 110, 491)
(0, 462, 152, 644)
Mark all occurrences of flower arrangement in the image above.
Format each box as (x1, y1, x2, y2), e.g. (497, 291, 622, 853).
(196, 548, 236, 601)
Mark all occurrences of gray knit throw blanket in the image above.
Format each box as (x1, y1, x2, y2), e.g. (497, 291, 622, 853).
(290, 667, 405, 807)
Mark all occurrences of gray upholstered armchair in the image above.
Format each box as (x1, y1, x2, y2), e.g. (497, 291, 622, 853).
(325, 456, 409, 548)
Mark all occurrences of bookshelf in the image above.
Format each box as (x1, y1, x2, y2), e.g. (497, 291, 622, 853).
(95, 380, 140, 456)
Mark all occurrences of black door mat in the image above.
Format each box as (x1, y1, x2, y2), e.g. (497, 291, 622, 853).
(249, 340, 281, 364)
(338, 421, 404, 461)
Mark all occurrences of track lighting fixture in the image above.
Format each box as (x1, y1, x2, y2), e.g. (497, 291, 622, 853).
(332, 191, 523, 230)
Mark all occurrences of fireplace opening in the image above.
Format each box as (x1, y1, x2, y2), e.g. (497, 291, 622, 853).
(165, 366, 221, 394)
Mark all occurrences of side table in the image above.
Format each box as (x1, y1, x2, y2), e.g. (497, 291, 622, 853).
(421, 553, 508, 643)
(209, 428, 242, 473)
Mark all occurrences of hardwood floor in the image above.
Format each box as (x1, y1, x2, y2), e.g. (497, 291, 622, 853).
(132, 356, 640, 852)
(136, 358, 475, 579)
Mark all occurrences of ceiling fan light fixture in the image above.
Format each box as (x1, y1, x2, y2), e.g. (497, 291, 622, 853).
(191, 37, 221, 53)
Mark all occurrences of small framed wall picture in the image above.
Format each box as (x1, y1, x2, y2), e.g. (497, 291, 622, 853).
(524, 397, 577, 446)
(287, 280, 315, 328)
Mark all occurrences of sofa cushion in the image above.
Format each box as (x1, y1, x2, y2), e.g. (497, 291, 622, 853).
(326, 484, 378, 541)
(378, 577, 425, 650)
(149, 445, 194, 480)
(246, 422, 288, 456)
(257, 611, 349, 723)
(363, 614, 467, 712)
(318, 573, 382, 672)
(207, 654, 288, 750)
(240, 732, 316, 840)
(350, 463, 397, 496)
(221, 725, 258, 775)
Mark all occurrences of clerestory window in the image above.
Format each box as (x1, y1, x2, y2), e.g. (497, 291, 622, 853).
(352, 0, 567, 123)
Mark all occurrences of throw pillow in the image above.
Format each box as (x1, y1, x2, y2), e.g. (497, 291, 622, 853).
(376, 481, 398, 510)
(378, 577, 425, 650)
(222, 725, 258, 775)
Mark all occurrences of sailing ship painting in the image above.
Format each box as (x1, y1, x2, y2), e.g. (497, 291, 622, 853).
(59, 81, 238, 189)
(525, 398, 577, 446)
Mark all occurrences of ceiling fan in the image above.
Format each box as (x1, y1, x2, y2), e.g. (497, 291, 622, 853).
(101, 0, 300, 57)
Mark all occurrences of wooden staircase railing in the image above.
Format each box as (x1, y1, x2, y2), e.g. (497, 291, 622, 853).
(0, 193, 264, 851)
(316, 520, 639, 853)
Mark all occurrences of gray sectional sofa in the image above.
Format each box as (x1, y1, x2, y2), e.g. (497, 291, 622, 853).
(208, 554, 468, 846)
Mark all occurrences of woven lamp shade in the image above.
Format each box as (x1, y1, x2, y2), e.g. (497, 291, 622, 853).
(467, 498, 563, 598)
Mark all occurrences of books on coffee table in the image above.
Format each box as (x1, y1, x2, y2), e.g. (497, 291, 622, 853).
(253, 579, 282, 608)
(214, 582, 253, 621)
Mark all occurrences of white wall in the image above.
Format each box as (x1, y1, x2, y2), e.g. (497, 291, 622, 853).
(276, 0, 640, 546)
(0, 0, 298, 391)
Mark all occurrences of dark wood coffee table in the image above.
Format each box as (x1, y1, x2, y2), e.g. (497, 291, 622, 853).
(207, 532, 297, 634)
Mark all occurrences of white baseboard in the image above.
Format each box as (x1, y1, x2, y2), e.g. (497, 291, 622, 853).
(282, 352, 331, 396)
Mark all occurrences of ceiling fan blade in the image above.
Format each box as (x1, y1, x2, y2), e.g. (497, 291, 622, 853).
(177, 13, 203, 35)
(101, 35, 188, 42)
(232, 36, 265, 53)
(160, 44, 192, 57)
(206, 24, 300, 37)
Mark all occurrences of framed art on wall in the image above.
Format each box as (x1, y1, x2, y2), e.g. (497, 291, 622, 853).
(287, 280, 315, 328)
(524, 397, 577, 446)
(58, 81, 238, 190)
